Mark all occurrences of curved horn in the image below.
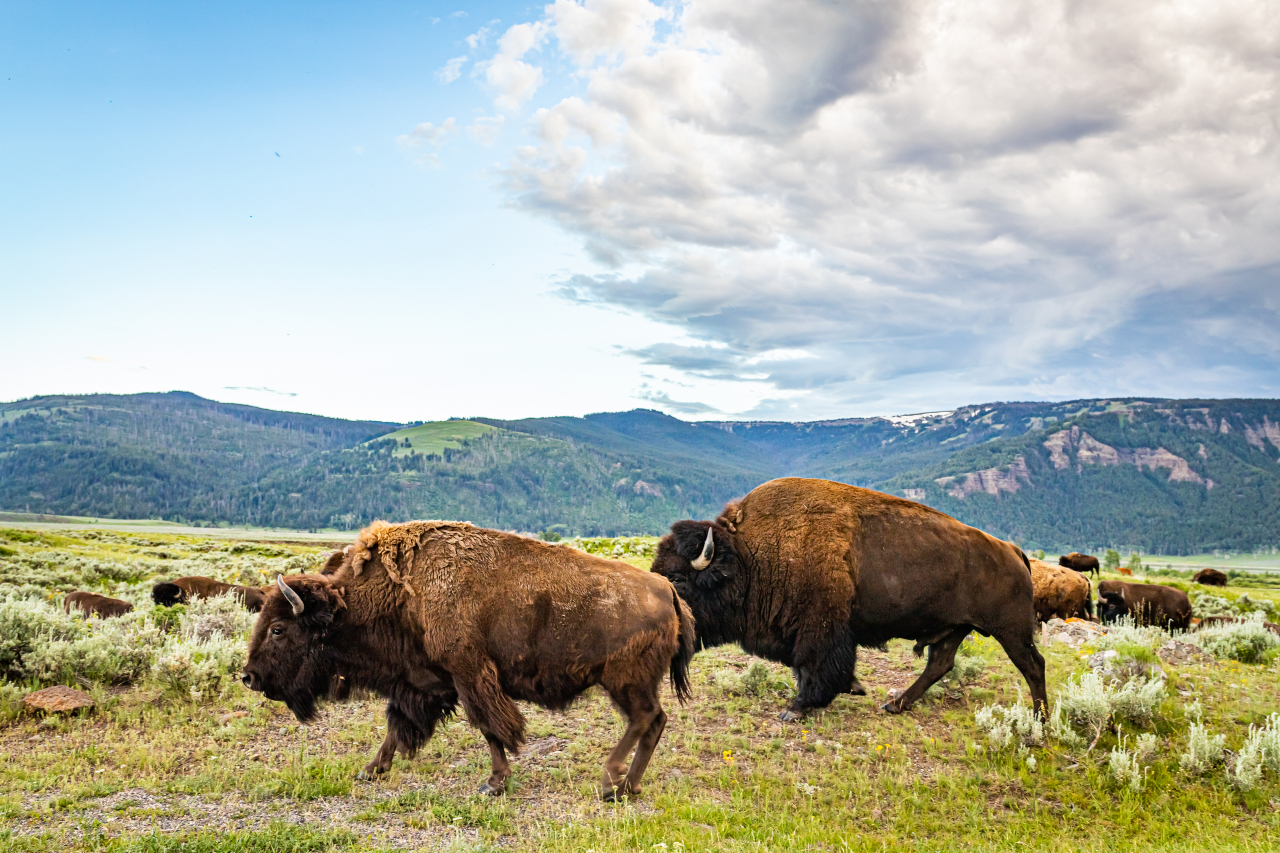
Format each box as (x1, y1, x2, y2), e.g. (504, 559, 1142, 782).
(689, 526, 715, 570)
(277, 575, 304, 616)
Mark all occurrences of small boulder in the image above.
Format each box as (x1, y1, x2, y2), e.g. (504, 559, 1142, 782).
(22, 686, 94, 714)
(1042, 617, 1107, 648)
(1157, 640, 1215, 666)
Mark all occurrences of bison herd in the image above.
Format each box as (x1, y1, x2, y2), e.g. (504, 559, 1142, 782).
(48, 476, 1254, 801)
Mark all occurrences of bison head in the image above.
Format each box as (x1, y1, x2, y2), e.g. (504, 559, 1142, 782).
(241, 575, 347, 723)
(651, 520, 744, 648)
(152, 582, 185, 607)
(1097, 591, 1127, 624)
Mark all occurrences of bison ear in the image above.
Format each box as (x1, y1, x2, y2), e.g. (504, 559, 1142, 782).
(322, 550, 345, 575)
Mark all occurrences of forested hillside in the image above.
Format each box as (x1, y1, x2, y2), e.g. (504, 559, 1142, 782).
(3, 392, 1279, 550)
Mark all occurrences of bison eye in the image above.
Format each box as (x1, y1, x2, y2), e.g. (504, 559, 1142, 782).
(270, 625, 285, 637)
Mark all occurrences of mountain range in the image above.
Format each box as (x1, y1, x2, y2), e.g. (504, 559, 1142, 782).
(2, 392, 1278, 553)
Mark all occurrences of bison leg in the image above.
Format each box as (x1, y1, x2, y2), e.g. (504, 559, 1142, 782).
(882, 627, 970, 714)
(600, 685, 663, 802)
(478, 734, 511, 796)
(993, 630, 1048, 717)
(781, 631, 859, 722)
(357, 727, 399, 780)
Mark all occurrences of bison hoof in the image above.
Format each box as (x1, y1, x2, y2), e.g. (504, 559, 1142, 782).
(849, 680, 868, 697)
(602, 785, 632, 802)
(778, 709, 803, 723)
(477, 780, 506, 797)
(355, 766, 385, 781)
(881, 701, 903, 715)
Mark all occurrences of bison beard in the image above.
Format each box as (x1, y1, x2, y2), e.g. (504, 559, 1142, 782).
(242, 521, 695, 800)
(653, 478, 1048, 720)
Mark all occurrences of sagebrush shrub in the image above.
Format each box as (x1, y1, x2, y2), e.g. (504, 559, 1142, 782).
(180, 592, 255, 642)
(1229, 713, 1280, 791)
(0, 594, 88, 679)
(1053, 670, 1165, 748)
(1135, 733, 1161, 765)
(1180, 722, 1225, 775)
(974, 702, 1043, 750)
(1108, 739, 1146, 792)
(151, 633, 246, 701)
(1190, 614, 1280, 663)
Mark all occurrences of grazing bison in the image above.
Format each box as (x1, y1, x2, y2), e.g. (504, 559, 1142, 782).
(64, 591, 133, 619)
(242, 520, 695, 800)
(1096, 580, 1191, 630)
(1058, 552, 1100, 578)
(1030, 560, 1094, 622)
(152, 576, 267, 611)
(651, 477, 1047, 719)
(1192, 568, 1229, 587)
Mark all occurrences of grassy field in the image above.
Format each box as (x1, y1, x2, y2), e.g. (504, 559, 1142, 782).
(369, 421, 497, 458)
(1, 527, 1279, 852)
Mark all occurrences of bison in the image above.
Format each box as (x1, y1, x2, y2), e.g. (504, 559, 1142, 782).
(64, 591, 133, 619)
(1030, 560, 1094, 622)
(1058, 552, 1100, 578)
(1192, 568, 1228, 587)
(1096, 580, 1191, 630)
(242, 520, 695, 800)
(651, 477, 1047, 720)
(152, 576, 266, 611)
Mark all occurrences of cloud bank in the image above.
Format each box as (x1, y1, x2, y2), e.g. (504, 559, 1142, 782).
(456, 0, 1280, 416)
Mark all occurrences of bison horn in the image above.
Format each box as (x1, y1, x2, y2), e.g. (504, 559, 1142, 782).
(277, 576, 304, 616)
(690, 527, 715, 570)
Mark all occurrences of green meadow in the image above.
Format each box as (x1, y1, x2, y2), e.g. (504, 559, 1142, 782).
(0, 524, 1278, 852)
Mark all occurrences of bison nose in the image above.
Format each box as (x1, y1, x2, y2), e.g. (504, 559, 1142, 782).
(242, 671, 259, 691)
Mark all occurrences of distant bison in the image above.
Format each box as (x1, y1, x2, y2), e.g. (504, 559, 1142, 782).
(1058, 553, 1100, 578)
(152, 576, 266, 611)
(64, 591, 133, 619)
(242, 520, 695, 800)
(651, 477, 1047, 719)
(1030, 560, 1093, 622)
(1096, 580, 1191, 630)
(1192, 568, 1229, 587)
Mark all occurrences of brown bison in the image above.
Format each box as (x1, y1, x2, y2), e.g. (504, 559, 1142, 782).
(152, 577, 266, 611)
(651, 478, 1047, 719)
(1096, 580, 1191, 630)
(242, 520, 695, 800)
(64, 591, 133, 618)
(1192, 568, 1229, 587)
(1030, 560, 1094, 622)
(1058, 552, 1100, 578)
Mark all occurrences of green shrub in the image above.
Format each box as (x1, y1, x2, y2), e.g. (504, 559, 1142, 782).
(0, 593, 88, 680)
(1180, 722, 1225, 775)
(1108, 738, 1146, 792)
(974, 701, 1043, 750)
(1190, 614, 1280, 663)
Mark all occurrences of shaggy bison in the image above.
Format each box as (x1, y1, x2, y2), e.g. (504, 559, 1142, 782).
(1030, 560, 1094, 622)
(64, 591, 133, 619)
(1058, 552, 1100, 578)
(651, 477, 1047, 719)
(152, 576, 266, 611)
(242, 520, 695, 800)
(1096, 580, 1191, 630)
(1192, 568, 1229, 587)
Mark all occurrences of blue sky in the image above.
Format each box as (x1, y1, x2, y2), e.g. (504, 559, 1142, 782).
(4, 1, 1278, 423)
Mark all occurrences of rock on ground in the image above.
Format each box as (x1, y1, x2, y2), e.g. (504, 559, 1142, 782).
(1157, 640, 1215, 666)
(22, 686, 94, 714)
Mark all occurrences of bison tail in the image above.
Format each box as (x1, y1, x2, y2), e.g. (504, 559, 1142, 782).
(1085, 581, 1095, 619)
(670, 590, 696, 705)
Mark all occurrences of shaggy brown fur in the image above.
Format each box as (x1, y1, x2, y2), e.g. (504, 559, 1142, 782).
(151, 577, 266, 612)
(64, 591, 133, 619)
(652, 477, 1047, 720)
(1058, 552, 1100, 578)
(1030, 560, 1094, 622)
(243, 520, 695, 801)
(1097, 580, 1191, 630)
(1193, 568, 1229, 587)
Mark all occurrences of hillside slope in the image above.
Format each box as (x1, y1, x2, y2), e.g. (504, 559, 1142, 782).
(3, 392, 1278, 548)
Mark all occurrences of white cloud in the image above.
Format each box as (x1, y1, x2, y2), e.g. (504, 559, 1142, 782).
(466, 26, 493, 49)
(437, 55, 468, 84)
(477, 21, 550, 111)
(396, 118, 458, 166)
(481, 0, 1280, 414)
(467, 114, 506, 145)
